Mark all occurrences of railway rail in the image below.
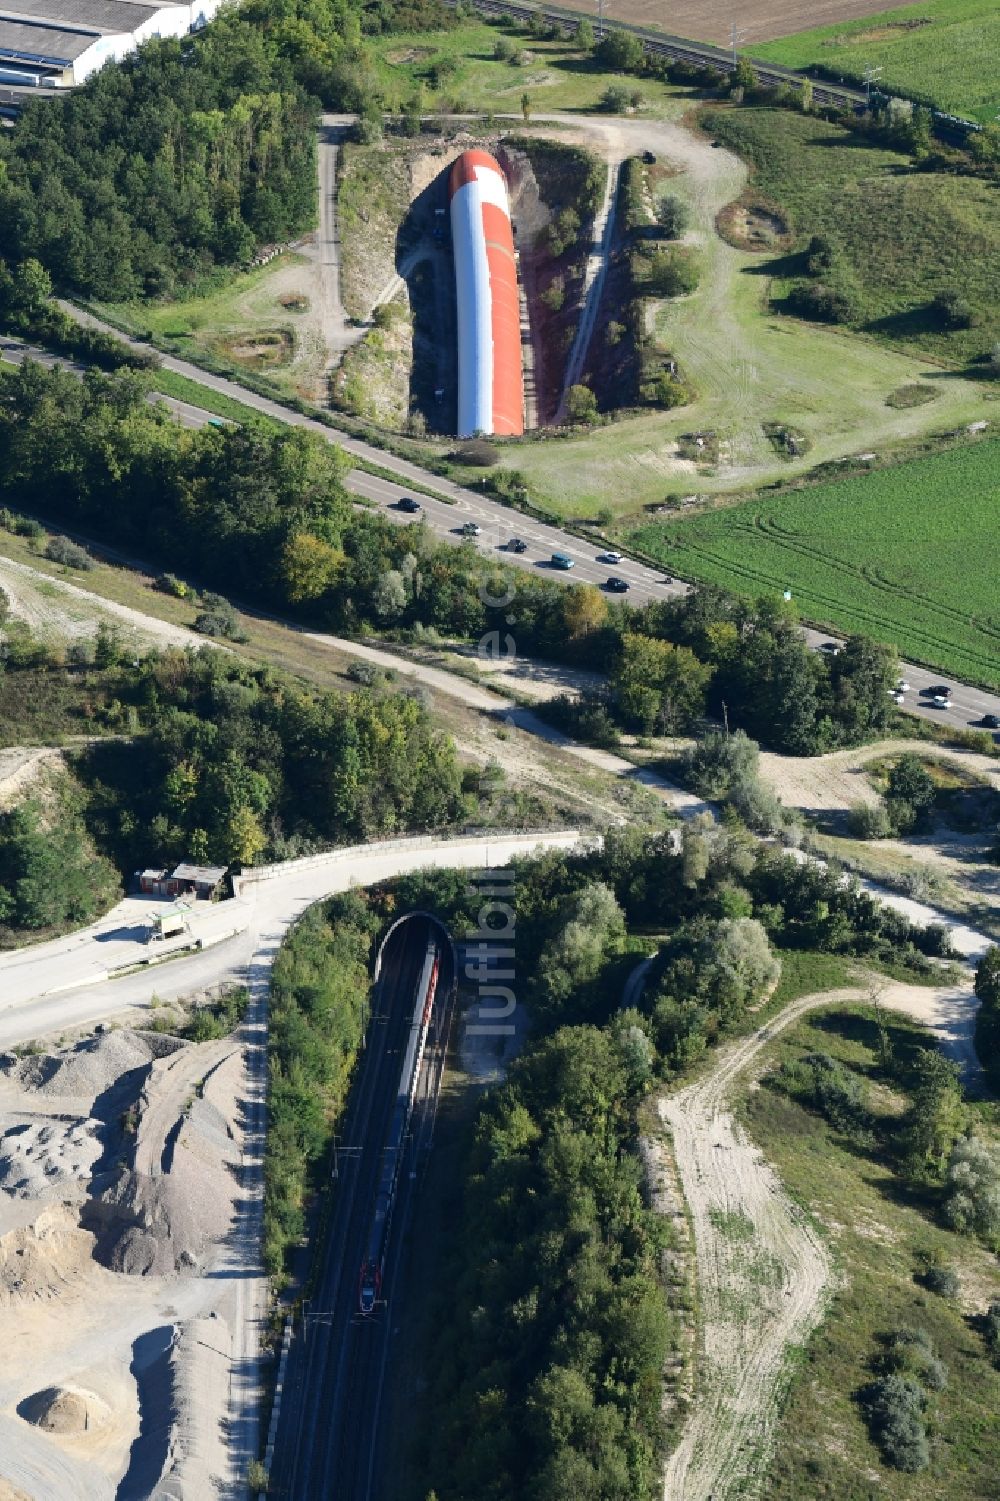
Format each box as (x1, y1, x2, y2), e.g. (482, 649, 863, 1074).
(460, 0, 983, 136)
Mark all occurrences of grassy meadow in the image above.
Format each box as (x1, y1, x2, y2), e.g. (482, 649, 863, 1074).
(753, 0, 1000, 123)
(368, 20, 688, 116)
(739, 1002, 1000, 1500)
(633, 436, 1000, 687)
(701, 107, 1000, 366)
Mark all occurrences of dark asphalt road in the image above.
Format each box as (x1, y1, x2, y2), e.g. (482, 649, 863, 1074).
(3, 330, 999, 738)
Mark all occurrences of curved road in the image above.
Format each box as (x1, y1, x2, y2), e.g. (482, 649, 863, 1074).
(0, 830, 584, 1497)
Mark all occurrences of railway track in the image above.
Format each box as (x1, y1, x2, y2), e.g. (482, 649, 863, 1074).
(461, 0, 870, 113)
(461, 0, 981, 134)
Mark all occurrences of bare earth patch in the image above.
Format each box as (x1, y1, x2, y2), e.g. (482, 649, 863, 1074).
(716, 197, 791, 252)
(0, 1026, 251, 1498)
(758, 736, 1000, 816)
(538, 0, 931, 47)
(661, 975, 980, 1501)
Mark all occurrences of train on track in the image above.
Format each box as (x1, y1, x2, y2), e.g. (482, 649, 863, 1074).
(358, 935, 441, 1315)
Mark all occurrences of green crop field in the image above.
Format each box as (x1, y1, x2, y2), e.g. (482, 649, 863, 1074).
(633, 437, 1000, 687)
(701, 107, 1000, 366)
(754, 0, 1000, 124)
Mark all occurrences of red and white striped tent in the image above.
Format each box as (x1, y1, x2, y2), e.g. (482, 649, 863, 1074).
(448, 149, 524, 439)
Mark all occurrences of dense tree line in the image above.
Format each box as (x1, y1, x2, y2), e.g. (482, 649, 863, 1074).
(255, 830, 953, 1492)
(0, 622, 470, 877)
(371, 826, 948, 1496)
(76, 647, 468, 868)
(420, 1022, 669, 1501)
(0, 792, 120, 939)
(265, 892, 379, 1276)
(0, 0, 449, 302)
(1, 361, 901, 759)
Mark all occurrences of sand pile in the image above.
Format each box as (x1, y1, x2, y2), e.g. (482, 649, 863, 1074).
(0, 1119, 103, 1199)
(0, 1204, 96, 1306)
(20, 1384, 112, 1435)
(1, 1031, 184, 1111)
(0, 1480, 32, 1501)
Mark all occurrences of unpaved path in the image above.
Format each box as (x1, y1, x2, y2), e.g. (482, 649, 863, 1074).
(312, 115, 365, 373)
(0, 747, 64, 809)
(760, 737, 1000, 816)
(0, 556, 218, 655)
(661, 976, 980, 1501)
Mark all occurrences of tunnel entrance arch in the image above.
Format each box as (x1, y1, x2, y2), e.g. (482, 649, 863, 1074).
(373, 910, 457, 994)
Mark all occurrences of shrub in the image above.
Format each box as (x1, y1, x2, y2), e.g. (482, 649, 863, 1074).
(155, 572, 190, 598)
(730, 772, 801, 840)
(656, 195, 689, 239)
(943, 1135, 1000, 1237)
(566, 384, 599, 424)
(600, 82, 630, 113)
(541, 279, 565, 312)
(648, 247, 700, 297)
(860, 1372, 929, 1472)
(787, 277, 861, 324)
(885, 754, 936, 833)
(642, 369, 687, 409)
(848, 801, 893, 839)
(932, 288, 975, 330)
(920, 1261, 959, 1299)
(596, 29, 644, 73)
(984, 1301, 1000, 1364)
(684, 729, 759, 799)
(44, 536, 93, 570)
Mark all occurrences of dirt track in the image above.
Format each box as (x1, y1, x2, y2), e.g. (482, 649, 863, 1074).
(661, 976, 977, 1500)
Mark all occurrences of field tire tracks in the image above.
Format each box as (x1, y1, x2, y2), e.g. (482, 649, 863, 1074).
(661, 973, 983, 1499)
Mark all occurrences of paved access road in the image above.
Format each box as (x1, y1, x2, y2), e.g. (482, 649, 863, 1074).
(0, 831, 583, 1497)
(4, 324, 999, 738)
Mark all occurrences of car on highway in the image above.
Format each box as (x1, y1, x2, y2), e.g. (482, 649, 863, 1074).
(889, 691, 905, 705)
(896, 679, 911, 692)
(506, 537, 527, 553)
(816, 641, 840, 656)
(599, 551, 623, 564)
(931, 694, 953, 709)
(461, 521, 482, 537)
(396, 496, 421, 513)
(923, 684, 951, 698)
(981, 713, 1000, 730)
(550, 552, 575, 570)
(605, 576, 629, 593)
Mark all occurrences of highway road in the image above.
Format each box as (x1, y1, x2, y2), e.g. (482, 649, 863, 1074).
(4, 326, 999, 737)
(267, 918, 447, 1500)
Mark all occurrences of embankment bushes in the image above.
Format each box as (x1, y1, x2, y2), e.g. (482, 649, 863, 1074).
(264, 894, 380, 1277)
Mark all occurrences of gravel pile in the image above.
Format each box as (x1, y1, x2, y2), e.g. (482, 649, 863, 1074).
(89, 1055, 241, 1278)
(1, 1030, 184, 1109)
(0, 1119, 102, 1198)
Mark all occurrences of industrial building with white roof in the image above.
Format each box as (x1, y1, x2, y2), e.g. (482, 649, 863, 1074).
(0, 0, 222, 90)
